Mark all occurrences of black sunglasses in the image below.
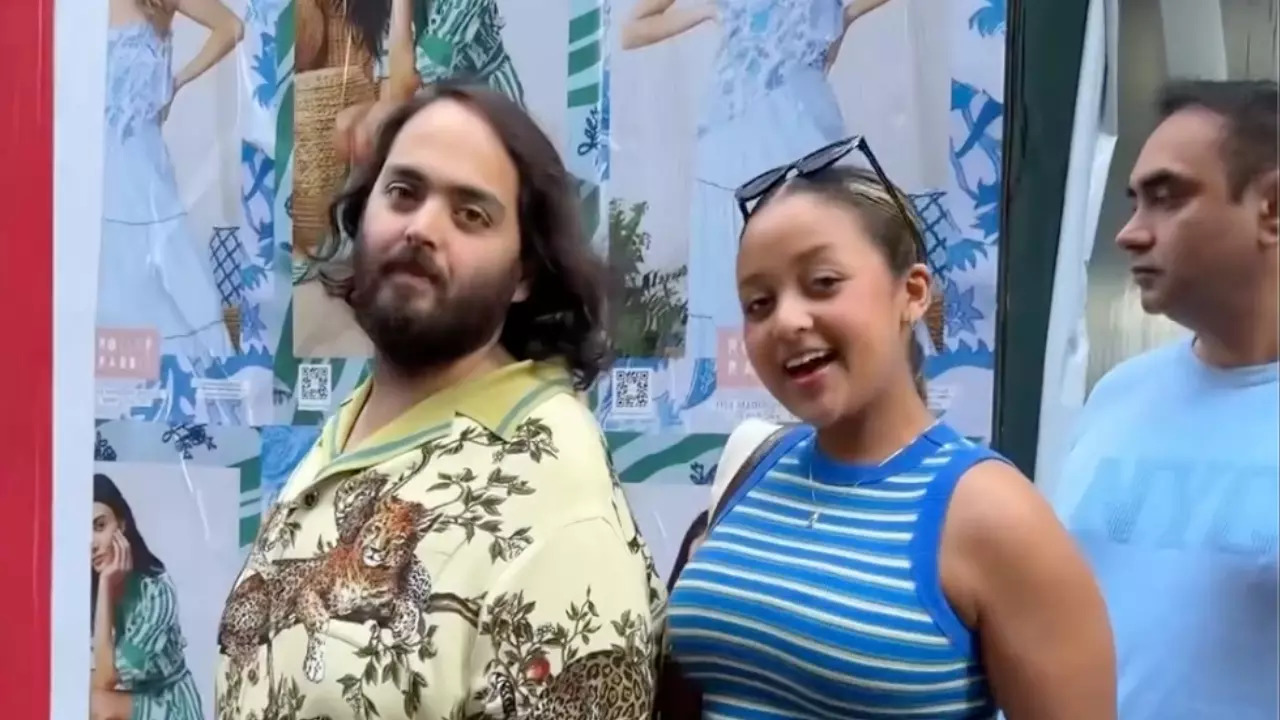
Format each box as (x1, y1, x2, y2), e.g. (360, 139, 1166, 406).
(733, 136, 930, 273)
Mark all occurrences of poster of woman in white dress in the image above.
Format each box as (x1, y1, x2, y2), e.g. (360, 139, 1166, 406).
(600, 0, 1007, 440)
(95, 0, 251, 425)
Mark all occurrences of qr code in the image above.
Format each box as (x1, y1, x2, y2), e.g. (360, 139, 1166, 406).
(297, 363, 332, 410)
(612, 368, 653, 413)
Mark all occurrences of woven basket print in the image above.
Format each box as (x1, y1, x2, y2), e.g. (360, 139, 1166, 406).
(293, 66, 375, 258)
(323, 6, 374, 73)
(208, 225, 244, 353)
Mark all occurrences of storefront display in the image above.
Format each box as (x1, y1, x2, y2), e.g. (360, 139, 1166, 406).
(25, 1, 1017, 715)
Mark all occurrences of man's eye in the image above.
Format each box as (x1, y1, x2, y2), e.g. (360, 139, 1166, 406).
(385, 182, 414, 200)
(456, 206, 491, 228)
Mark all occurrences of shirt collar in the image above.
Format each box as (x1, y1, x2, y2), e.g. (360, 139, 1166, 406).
(315, 360, 575, 478)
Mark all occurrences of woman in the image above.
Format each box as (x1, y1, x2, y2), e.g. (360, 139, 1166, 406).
(99, 0, 243, 364)
(621, 0, 897, 363)
(664, 157, 1117, 718)
(332, 0, 526, 167)
(91, 473, 204, 720)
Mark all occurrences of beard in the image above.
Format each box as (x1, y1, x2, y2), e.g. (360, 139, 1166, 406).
(348, 237, 520, 373)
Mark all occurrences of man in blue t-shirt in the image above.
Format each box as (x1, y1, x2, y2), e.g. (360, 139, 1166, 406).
(1054, 79, 1278, 719)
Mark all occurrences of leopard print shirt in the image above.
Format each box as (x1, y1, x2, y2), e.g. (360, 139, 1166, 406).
(215, 368, 663, 720)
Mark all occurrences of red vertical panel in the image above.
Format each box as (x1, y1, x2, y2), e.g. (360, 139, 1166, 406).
(0, 0, 54, 716)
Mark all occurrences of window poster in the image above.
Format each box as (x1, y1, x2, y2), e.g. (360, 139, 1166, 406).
(275, 0, 604, 424)
(95, 0, 279, 426)
(70, 7, 1009, 705)
(89, 421, 262, 720)
(596, 0, 1006, 445)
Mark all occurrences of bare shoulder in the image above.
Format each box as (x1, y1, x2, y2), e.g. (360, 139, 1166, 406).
(941, 459, 1117, 719)
(939, 458, 1084, 624)
(947, 458, 1058, 547)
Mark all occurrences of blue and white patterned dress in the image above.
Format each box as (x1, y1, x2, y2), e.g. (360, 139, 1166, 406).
(685, 0, 846, 357)
(97, 22, 234, 361)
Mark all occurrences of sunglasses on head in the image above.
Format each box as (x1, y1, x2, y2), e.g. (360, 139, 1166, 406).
(733, 136, 930, 274)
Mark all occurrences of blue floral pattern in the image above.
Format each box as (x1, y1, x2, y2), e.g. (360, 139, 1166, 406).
(104, 23, 174, 144)
(969, 0, 1007, 37)
(702, 0, 841, 130)
(258, 424, 320, 508)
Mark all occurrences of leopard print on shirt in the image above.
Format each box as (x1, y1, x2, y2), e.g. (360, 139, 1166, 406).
(484, 647, 652, 720)
(218, 474, 434, 683)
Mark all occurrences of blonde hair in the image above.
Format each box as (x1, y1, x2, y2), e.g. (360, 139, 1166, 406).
(775, 166, 946, 397)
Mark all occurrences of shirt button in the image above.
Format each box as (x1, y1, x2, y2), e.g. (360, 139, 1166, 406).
(302, 491, 319, 508)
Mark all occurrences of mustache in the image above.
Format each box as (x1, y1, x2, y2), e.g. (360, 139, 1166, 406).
(378, 246, 446, 285)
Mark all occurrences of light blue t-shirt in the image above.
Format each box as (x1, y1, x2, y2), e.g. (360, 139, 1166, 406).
(1053, 338, 1279, 720)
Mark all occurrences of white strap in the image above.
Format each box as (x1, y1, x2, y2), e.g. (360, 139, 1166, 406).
(707, 418, 783, 514)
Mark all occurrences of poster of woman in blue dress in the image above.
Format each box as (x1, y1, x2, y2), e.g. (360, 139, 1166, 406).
(96, 0, 250, 425)
(621, 0, 896, 354)
(603, 0, 1007, 441)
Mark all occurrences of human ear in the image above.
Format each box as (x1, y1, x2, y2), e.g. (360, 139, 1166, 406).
(902, 262, 945, 350)
(901, 262, 932, 326)
(1256, 168, 1278, 249)
(512, 258, 532, 303)
(512, 278, 531, 303)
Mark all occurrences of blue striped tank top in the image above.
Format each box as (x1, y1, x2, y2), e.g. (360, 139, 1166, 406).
(667, 423, 1000, 719)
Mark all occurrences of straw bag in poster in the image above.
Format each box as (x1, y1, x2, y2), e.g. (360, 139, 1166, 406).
(292, 3, 377, 259)
(292, 65, 375, 258)
(652, 419, 808, 719)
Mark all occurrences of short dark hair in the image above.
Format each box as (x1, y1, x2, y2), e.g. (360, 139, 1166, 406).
(327, 81, 611, 389)
(1157, 79, 1279, 200)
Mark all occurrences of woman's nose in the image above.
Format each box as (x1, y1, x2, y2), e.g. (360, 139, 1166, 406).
(771, 294, 814, 336)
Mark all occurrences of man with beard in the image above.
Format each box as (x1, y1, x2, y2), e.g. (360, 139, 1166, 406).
(216, 83, 662, 720)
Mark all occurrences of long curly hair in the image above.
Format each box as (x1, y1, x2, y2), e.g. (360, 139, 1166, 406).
(323, 81, 612, 389)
